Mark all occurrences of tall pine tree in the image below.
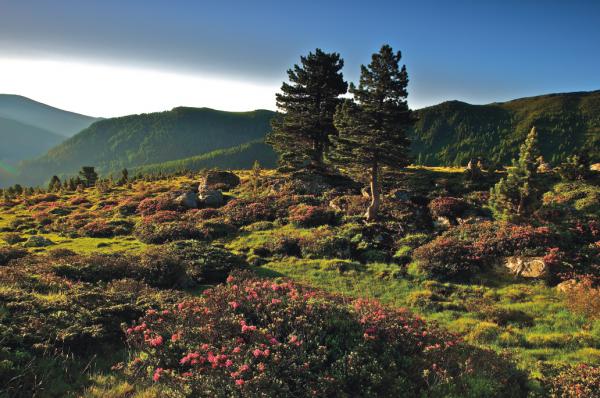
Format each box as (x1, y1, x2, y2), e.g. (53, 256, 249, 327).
(331, 45, 415, 221)
(489, 126, 543, 221)
(267, 49, 347, 170)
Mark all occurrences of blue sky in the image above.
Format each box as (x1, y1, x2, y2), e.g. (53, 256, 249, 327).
(1, 0, 599, 116)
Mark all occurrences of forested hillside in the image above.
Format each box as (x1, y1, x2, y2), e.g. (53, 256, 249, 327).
(130, 141, 277, 176)
(0, 94, 100, 137)
(0, 117, 64, 165)
(412, 90, 600, 166)
(17, 107, 276, 185)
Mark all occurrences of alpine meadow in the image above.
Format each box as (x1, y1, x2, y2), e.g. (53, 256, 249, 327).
(1, 2, 600, 397)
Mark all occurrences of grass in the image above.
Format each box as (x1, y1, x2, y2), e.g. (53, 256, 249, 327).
(256, 255, 600, 374)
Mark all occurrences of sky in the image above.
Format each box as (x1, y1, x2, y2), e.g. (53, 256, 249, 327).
(0, 0, 599, 117)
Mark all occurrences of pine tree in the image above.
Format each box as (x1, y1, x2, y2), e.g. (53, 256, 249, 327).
(330, 45, 415, 221)
(117, 168, 129, 186)
(79, 166, 98, 187)
(267, 49, 348, 170)
(48, 175, 62, 192)
(489, 126, 543, 221)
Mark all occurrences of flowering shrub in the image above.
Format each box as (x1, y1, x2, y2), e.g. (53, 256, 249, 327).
(142, 210, 182, 224)
(161, 240, 246, 284)
(0, 246, 28, 266)
(288, 204, 338, 227)
(428, 197, 469, 221)
(414, 236, 478, 280)
(564, 276, 600, 320)
(134, 221, 204, 244)
(125, 274, 528, 397)
(79, 219, 134, 237)
(222, 199, 276, 226)
(548, 364, 600, 398)
(137, 195, 180, 216)
(415, 221, 561, 280)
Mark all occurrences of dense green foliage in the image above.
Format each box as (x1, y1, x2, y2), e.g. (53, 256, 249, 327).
(131, 141, 277, 176)
(267, 49, 347, 169)
(331, 45, 415, 220)
(17, 107, 276, 186)
(489, 127, 544, 221)
(412, 90, 600, 166)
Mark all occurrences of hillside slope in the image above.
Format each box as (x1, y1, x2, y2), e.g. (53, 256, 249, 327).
(412, 90, 600, 166)
(0, 116, 64, 164)
(0, 94, 100, 137)
(18, 107, 276, 185)
(130, 141, 277, 176)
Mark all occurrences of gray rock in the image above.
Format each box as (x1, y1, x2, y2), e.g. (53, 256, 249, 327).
(176, 191, 199, 209)
(503, 256, 547, 278)
(203, 171, 240, 190)
(199, 189, 224, 207)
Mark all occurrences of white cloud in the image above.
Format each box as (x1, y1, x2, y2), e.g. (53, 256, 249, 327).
(0, 57, 278, 117)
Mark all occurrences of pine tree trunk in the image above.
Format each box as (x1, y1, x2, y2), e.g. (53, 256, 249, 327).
(311, 140, 323, 169)
(365, 162, 380, 221)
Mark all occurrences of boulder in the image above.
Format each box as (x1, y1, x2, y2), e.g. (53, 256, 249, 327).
(23, 235, 55, 248)
(176, 191, 199, 209)
(504, 256, 547, 278)
(556, 279, 578, 293)
(203, 171, 240, 190)
(199, 189, 224, 207)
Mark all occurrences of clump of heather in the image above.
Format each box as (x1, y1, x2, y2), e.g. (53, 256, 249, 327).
(125, 273, 528, 397)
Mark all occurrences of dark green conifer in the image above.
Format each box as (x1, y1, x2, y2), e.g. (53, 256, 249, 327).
(330, 45, 415, 220)
(48, 175, 62, 192)
(79, 166, 98, 187)
(267, 49, 348, 170)
(489, 126, 543, 221)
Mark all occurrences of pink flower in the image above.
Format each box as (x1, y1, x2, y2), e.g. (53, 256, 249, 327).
(153, 368, 163, 382)
(271, 298, 282, 305)
(226, 275, 235, 283)
(235, 379, 245, 386)
(232, 347, 241, 353)
(229, 301, 240, 310)
(225, 360, 233, 367)
(253, 349, 262, 357)
(239, 364, 250, 372)
(149, 335, 163, 347)
(171, 333, 181, 343)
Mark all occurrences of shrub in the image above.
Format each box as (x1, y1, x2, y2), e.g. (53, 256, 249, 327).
(137, 195, 179, 216)
(79, 219, 134, 238)
(222, 199, 275, 226)
(548, 364, 600, 397)
(288, 204, 337, 227)
(124, 274, 528, 397)
(428, 196, 468, 221)
(161, 240, 246, 284)
(565, 276, 600, 320)
(298, 229, 352, 259)
(2, 232, 25, 245)
(0, 246, 28, 266)
(134, 221, 204, 244)
(413, 236, 478, 280)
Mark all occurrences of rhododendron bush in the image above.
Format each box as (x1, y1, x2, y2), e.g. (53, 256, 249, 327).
(125, 273, 527, 397)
